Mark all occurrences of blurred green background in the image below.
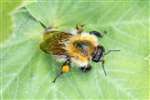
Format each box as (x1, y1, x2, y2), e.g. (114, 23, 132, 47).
(0, 0, 149, 100)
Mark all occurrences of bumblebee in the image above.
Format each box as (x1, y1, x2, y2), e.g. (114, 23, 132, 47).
(39, 23, 119, 83)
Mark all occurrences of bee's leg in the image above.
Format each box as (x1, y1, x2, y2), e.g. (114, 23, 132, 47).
(80, 64, 92, 72)
(38, 20, 57, 34)
(89, 30, 108, 38)
(89, 31, 103, 38)
(52, 71, 63, 83)
(104, 50, 120, 55)
(38, 21, 46, 29)
(52, 59, 71, 83)
(44, 27, 53, 33)
(76, 24, 85, 34)
(100, 60, 107, 76)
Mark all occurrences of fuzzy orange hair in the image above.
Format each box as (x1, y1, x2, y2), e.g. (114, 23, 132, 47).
(65, 34, 98, 65)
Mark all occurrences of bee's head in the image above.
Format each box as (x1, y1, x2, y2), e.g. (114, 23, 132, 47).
(92, 45, 105, 62)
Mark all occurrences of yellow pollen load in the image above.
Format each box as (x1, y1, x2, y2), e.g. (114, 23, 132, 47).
(62, 65, 70, 73)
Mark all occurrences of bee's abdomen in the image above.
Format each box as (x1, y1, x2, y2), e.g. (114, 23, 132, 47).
(40, 31, 72, 55)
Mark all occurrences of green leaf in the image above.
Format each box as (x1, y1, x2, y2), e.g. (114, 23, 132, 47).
(0, 0, 22, 43)
(1, 0, 149, 99)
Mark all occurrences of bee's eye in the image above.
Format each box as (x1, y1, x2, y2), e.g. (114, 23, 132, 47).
(89, 31, 103, 37)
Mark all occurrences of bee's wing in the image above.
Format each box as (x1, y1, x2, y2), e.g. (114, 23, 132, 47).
(40, 31, 72, 55)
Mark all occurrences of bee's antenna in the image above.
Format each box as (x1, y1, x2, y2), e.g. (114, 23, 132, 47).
(104, 50, 120, 55)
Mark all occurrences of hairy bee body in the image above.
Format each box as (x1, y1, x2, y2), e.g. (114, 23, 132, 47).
(39, 25, 119, 82)
(40, 31, 72, 55)
(40, 29, 99, 67)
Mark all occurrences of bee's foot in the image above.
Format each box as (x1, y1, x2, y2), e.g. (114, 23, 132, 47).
(80, 65, 92, 72)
